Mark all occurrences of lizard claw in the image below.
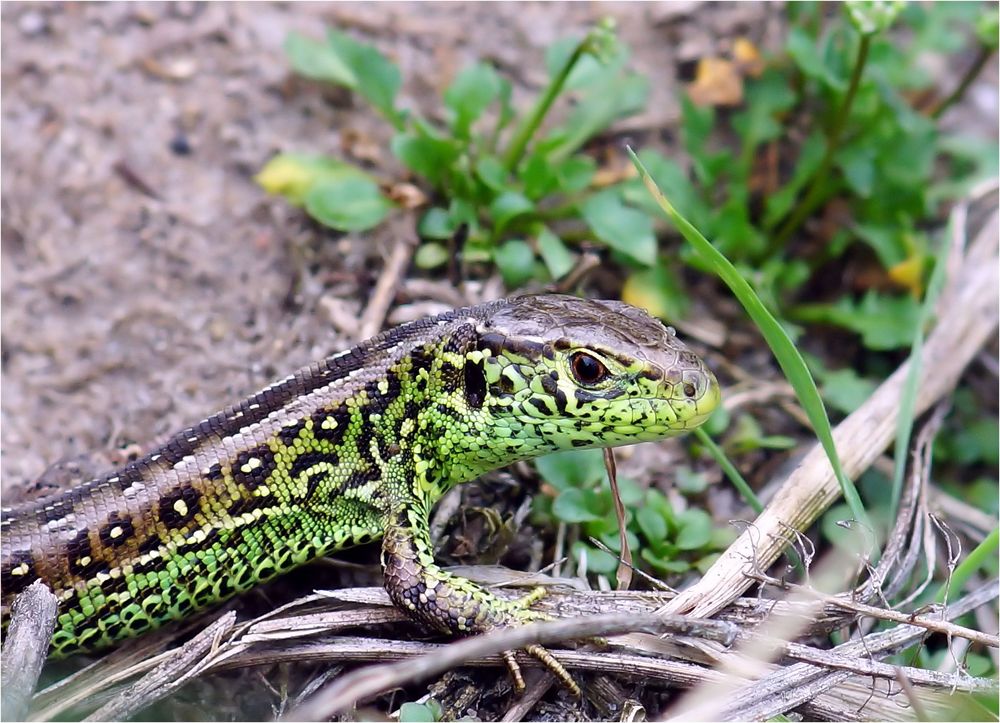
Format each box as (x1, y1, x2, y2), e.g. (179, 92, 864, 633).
(492, 588, 581, 696)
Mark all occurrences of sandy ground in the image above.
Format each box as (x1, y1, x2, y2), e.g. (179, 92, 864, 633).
(1, 1, 789, 491)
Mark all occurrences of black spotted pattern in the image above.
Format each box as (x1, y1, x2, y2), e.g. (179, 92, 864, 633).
(157, 485, 201, 529)
(1, 550, 38, 596)
(311, 405, 352, 446)
(232, 446, 278, 491)
(277, 420, 308, 448)
(98, 513, 135, 548)
(67, 529, 103, 577)
(464, 359, 487, 409)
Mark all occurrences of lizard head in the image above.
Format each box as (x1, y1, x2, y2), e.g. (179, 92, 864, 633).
(448, 294, 720, 472)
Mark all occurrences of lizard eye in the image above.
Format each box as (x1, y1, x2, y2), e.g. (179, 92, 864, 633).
(570, 352, 609, 386)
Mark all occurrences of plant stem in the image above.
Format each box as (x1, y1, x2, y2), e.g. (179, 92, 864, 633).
(502, 39, 588, 173)
(935, 526, 999, 605)
(929, 44, 995, 120)
(770, 32, 872, 252)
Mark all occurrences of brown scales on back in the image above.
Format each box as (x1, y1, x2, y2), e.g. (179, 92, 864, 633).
(1, 294, 720, 693)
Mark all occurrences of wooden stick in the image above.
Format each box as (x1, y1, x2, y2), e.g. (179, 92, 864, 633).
(1, 580, 58, 722)
(663, 208, 999, 618)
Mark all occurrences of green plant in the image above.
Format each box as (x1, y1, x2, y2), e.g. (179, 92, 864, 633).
(620, 1, 996, 349)
(258, 19, 662, 287)
(533, 449, 735, 580)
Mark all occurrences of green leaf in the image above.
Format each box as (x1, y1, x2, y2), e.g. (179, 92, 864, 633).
(680, 94, 715, 157)
(636, 507, 668, 544)
(474, 155, 508, 192)
(284, 32, 357, 87)
(793, 291, 922, 350)
(836, 144, 876, 197)
(535, 449, 605, 490)
(391, 129, 460, 188)
(553, 489, 603, 523)
(520, 153, 559, 200)
(325, 29, 402, 125)
(494, 239, 536, 288)
(728, 415, 797, 453)
(555, 155, 597, 193)
(489, 191, 534, 234)
(763, 132, 821, 226)
(787, 26, 846, 91)
(399, 701, 442, 723)
(541, 72, 648, 162)
(255, 153, 373, 206)
(675, 509, 713, 551)
(621, 149, 707, 229)
(613, 477, 645, 507)
(819, 368, 878, 415)
(536, 226, 575, 280)
(417, 207, 454, 240)
(675, 467, 709, 495)
(948, 419, 1000, 467)
(641, 548, 690, 574)
(597, 528, 639, 554)
(628, 147, 870, 531)
(620, 262, 689, 322)
(304, 176, 392, 232)
(580, 189, 657, 266)
(444, 63, 502, 138)
(414, 242, 450, 270)
(574, 542, 620, 575)
(852, 223, 908, 268)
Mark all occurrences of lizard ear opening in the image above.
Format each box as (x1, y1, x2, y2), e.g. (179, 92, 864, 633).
(464, 359, 486, 409)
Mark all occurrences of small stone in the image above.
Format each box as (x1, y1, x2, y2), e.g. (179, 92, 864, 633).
(169, 132, 192, 156)
(19, 11, 47, 36)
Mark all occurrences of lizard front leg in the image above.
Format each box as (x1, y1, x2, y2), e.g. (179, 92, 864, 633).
(380, 500, 580, 695)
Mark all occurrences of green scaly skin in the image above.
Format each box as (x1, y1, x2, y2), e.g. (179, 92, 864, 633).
(1, 294, 720, 691)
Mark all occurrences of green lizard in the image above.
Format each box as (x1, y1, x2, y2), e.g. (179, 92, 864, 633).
(1, 294, 719, 692)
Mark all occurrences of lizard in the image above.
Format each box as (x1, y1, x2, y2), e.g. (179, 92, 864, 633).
(1, 293, 720, 693)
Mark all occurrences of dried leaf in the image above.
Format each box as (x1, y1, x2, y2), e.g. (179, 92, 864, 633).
(688, 57, 743, 107)
(733, 37, 765, 78)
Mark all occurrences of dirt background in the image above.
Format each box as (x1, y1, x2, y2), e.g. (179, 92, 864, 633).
(2, 2, 996, 719)
(0, 1, 796, 494)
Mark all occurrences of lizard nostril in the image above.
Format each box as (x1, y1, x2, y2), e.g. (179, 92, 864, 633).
(683, 382, 697, 398)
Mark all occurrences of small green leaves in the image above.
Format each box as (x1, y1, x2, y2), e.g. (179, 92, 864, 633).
(552, 488, 604, 523)
(493, 239, 536, 287)
(489, 191, 534, 235)
(391, 125, 460, 189)
(256, 154, 392, 232)
(305, 176, 393, 232)
(444, 63, 503, 139)
(580, 189, 657, 267)
(256, 153, 371, 206)
(793, 291, 922, 350)
(285, 32, 356, 87)
(845, 0, 906, 36)
(536, 227, 574, 280)
(535, 449, 605, 490)
(284, 30, 402, 127)
(325, 29, 402, 126)
(399, 700, 443, 723)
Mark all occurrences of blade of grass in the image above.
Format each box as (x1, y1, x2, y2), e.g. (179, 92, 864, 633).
(501, 19, 616, 173)
(934, 526, 999, 605)
(889, 228, 952, 523)
(627, 146, 870, 532)
(694, 428, 763, 514)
